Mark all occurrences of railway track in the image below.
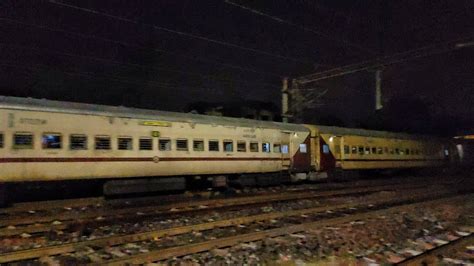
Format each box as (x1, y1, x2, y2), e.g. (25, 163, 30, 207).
(396, 232, 474, 265)
(1, 174, 435, 215)
(0, 182, 434, 237)
(4, 173, 459, 215)
(0, 185, 471, 264)
(102, 195, 471, 266)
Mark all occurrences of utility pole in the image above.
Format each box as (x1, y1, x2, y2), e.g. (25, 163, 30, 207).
(281, 77, 289, 123)
(375, 69, 383, 110)
(290, 79, 304, 123)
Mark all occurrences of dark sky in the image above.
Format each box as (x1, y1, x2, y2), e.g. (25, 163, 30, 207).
(0, 0, 473, 135)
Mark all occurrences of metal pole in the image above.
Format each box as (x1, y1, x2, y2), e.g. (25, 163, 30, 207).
(282, 77, 289, 123)
(375, 69, 383, 110)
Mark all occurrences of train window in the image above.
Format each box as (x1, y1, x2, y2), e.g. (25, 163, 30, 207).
(223, 140, 233, 152)
(344, 145, 349, 154)
(209, 140, 219, 151)
(371, 147, 377, 154)
(281, 144, 289, 154)
(322, 144, 330, 154)
(118, 137, 133, 150)
(377, 147, 383, 154)
(273, 143, 281, 153)
(70, 135, 87, 150)
(13, 133, 34, 149)
(250, 142, 259, 152)
(193, 140, 204, 151)
(384, 147, 389, 154)
(351, 146, 357, 154)
(406, 148, 410, 155)
(159, 139, 171, 151)
(358, 146, 364, 155)
(237, 141, 247, 152)
(176, 139, 188, 151)
(395, 148, 400, 155)
(43, 134, 62, 149)
(139, 138, 153, 150)
(95, 136, 111, 150)
(0, 133, 3, 148)
(444, 149, 449, 156)
(299, 143, 307, 153)
(365, 147, 370, 155)
(262, 142, 271, 153)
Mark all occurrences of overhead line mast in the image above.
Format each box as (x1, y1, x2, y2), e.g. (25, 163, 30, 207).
(284, 37, 474, 121)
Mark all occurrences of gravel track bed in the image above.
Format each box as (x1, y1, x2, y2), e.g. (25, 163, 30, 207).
(0, 186, 418, 252)
(2, 174, 448, 219)
(161, 197, 474, 265)
(2, 187, 463, 264)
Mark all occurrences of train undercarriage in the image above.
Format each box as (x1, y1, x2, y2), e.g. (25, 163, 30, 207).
(0, 171, 301, 207)
(0, 166, 440, 207)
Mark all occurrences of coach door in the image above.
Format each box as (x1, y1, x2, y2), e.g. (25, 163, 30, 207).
(331, 136, 343, 168)
(281, 132, 291, 168)
(291, 132, 312, 172)
(320, 135, 338, 171)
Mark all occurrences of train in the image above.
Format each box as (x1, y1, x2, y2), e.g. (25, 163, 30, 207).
(0, 96, 451, 205)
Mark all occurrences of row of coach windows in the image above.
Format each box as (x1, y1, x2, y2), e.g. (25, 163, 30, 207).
(344, 145, 422, 155)
(5, 132, 288, 153)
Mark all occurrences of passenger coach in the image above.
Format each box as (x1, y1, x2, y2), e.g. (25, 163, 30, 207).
(304, 125, 450, 179)
(0, 96, 310, 204)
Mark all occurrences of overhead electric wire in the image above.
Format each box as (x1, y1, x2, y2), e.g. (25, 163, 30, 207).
(295, 36, 474, 84)
(0, 17, 281, 78)
(0, 43, 280, 89)
(0, 61, 233, 96)
(48, 0, 313, 64)
(224, 0, 375, 55)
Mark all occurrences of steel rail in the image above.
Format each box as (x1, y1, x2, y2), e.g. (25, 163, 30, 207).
(0, 197, 104, 214)
(0, 183, 427, 229)
(395, 233, 474, 266)
(0, 190, 469, 263)
(102, 194, 472, 265)
(0, 182, 436, 239)
(0, 183, 417, 237)
(1, 175, 445, 214)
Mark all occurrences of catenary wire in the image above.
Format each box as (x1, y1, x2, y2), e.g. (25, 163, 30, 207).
(48, 0, 313, 64)
(223, 0, 375, 55)
(0, 17, 282, 78)
(0, 42, 281, 89)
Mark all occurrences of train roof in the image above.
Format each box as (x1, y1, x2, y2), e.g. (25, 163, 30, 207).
(0, 96, 308, 132)
(307, 124, 440, 140)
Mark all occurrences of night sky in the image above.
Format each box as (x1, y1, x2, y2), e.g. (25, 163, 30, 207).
(0, 1, 473, 136)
